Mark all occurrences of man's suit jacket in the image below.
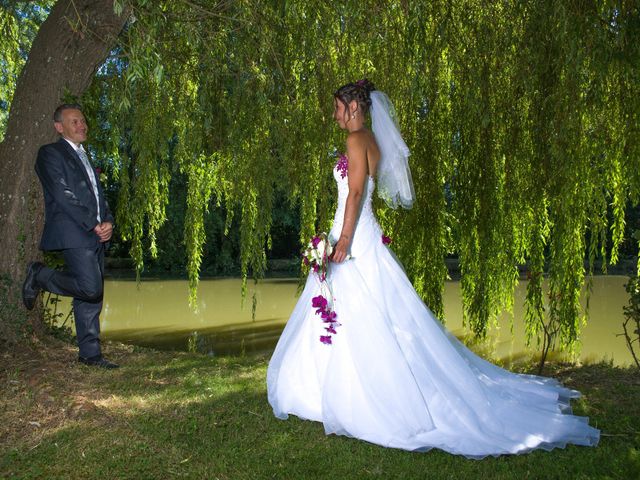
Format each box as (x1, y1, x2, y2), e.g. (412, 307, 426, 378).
(35, 138, 114, 251)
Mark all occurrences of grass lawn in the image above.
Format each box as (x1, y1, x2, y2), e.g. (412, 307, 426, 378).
(1, 338, 639, 479)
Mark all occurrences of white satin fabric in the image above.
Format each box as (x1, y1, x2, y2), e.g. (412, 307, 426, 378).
(266, 164, 599, 458)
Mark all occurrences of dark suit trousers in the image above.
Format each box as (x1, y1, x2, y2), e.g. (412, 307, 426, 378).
(37, 244, 105, 358)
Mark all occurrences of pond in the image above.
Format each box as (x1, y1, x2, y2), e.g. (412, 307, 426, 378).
(47, 275, 635, 366)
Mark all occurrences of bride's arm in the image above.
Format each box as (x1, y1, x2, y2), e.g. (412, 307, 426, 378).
(332, 132, 367, 263)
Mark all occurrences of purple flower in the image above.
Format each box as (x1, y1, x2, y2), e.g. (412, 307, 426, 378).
(381, 235, 392, 245)
(312, 295, 328, 310)
(336, 153, 348, 179)
(308, 232, 343, 345)
(321, 310, 337, 322)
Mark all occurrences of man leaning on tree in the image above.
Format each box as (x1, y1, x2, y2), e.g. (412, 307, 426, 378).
(22, 103, 118, 369)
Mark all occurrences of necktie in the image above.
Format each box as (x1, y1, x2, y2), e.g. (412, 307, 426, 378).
(77, 146, 101, 222)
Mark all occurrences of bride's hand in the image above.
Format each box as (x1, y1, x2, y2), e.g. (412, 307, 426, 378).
(331, 236, 350, 263)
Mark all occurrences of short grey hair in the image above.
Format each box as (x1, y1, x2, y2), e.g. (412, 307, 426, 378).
(53, 103, 83, 122)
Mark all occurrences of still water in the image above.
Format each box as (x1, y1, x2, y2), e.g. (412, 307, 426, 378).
(50, 275, 634, 366)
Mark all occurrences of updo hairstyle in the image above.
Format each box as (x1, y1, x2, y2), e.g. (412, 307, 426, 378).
(334, 79, 376, 117)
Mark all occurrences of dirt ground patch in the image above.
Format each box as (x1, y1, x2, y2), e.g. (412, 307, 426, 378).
(0, 337, 135, 448)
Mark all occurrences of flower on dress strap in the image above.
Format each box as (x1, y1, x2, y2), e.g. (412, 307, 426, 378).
(382, 235, 392, 245)
(336, 153, 348, 179)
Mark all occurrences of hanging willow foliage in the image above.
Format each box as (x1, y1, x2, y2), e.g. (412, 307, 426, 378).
(0, 1, 54, 140)
(75, 0, 640, 352)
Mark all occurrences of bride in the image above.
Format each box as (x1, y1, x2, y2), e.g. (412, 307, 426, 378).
(266, 79, 600, 458)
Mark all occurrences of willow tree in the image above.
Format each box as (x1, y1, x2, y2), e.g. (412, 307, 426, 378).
(0, 0, 129, 342)
(1, 0, 639, 356)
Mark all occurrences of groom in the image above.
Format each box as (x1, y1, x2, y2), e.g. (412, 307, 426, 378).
(22, 103, 118, 369)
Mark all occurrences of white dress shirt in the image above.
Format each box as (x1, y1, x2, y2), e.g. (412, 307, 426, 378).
(63, 137, 101, 222)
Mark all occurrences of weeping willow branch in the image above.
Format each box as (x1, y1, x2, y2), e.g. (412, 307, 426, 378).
(75, 0, 640, 354)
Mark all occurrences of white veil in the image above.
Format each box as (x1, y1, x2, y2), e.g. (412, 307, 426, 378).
(370, 90, 415, 209)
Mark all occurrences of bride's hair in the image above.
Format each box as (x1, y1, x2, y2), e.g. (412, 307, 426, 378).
(334, 79, 376, 116)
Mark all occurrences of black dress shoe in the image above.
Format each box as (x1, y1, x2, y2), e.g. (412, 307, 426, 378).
(22, 261, 44, 310)
(78, 355, 120, 369)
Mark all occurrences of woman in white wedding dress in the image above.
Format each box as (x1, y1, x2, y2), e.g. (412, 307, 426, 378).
(266, 79, 600, 458)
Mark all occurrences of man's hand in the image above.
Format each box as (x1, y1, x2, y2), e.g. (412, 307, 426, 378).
(94, 222, 113, 243)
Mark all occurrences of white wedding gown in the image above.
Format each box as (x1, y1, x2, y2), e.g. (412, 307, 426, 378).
(267, 161, 600, 458)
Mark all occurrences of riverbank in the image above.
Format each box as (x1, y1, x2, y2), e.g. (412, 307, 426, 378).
(1, 338, 639, 479)
(102, 255, 639, 281)
(44, 275, 637, 366)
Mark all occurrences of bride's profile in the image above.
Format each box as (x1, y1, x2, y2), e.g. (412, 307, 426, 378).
(266, 79, 600, 458)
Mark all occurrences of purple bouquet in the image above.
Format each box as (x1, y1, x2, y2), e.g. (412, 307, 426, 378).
(312, 294, 340, 345)
(302, 232, 333, 281)
(302, 232, 344, 344)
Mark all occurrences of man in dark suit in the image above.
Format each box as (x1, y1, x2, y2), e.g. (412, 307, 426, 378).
(23, 103, 119, 369)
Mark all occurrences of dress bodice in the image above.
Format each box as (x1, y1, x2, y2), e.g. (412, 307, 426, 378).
(330, 156, 380, 248)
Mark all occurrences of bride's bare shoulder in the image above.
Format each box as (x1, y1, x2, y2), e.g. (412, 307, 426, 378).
(349, 129, 379, 158)
(346, 129, 375, 148)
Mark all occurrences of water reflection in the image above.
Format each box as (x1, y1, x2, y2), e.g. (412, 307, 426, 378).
(50, 276, 634, 365)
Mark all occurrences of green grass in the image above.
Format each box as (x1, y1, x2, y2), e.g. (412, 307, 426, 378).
(1, 340, 639, 480)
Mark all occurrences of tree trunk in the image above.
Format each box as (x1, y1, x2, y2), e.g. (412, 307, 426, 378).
(0, 0, 128, 344)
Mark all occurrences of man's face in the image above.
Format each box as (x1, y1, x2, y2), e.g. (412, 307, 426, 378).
(54, 108, 87, 145)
